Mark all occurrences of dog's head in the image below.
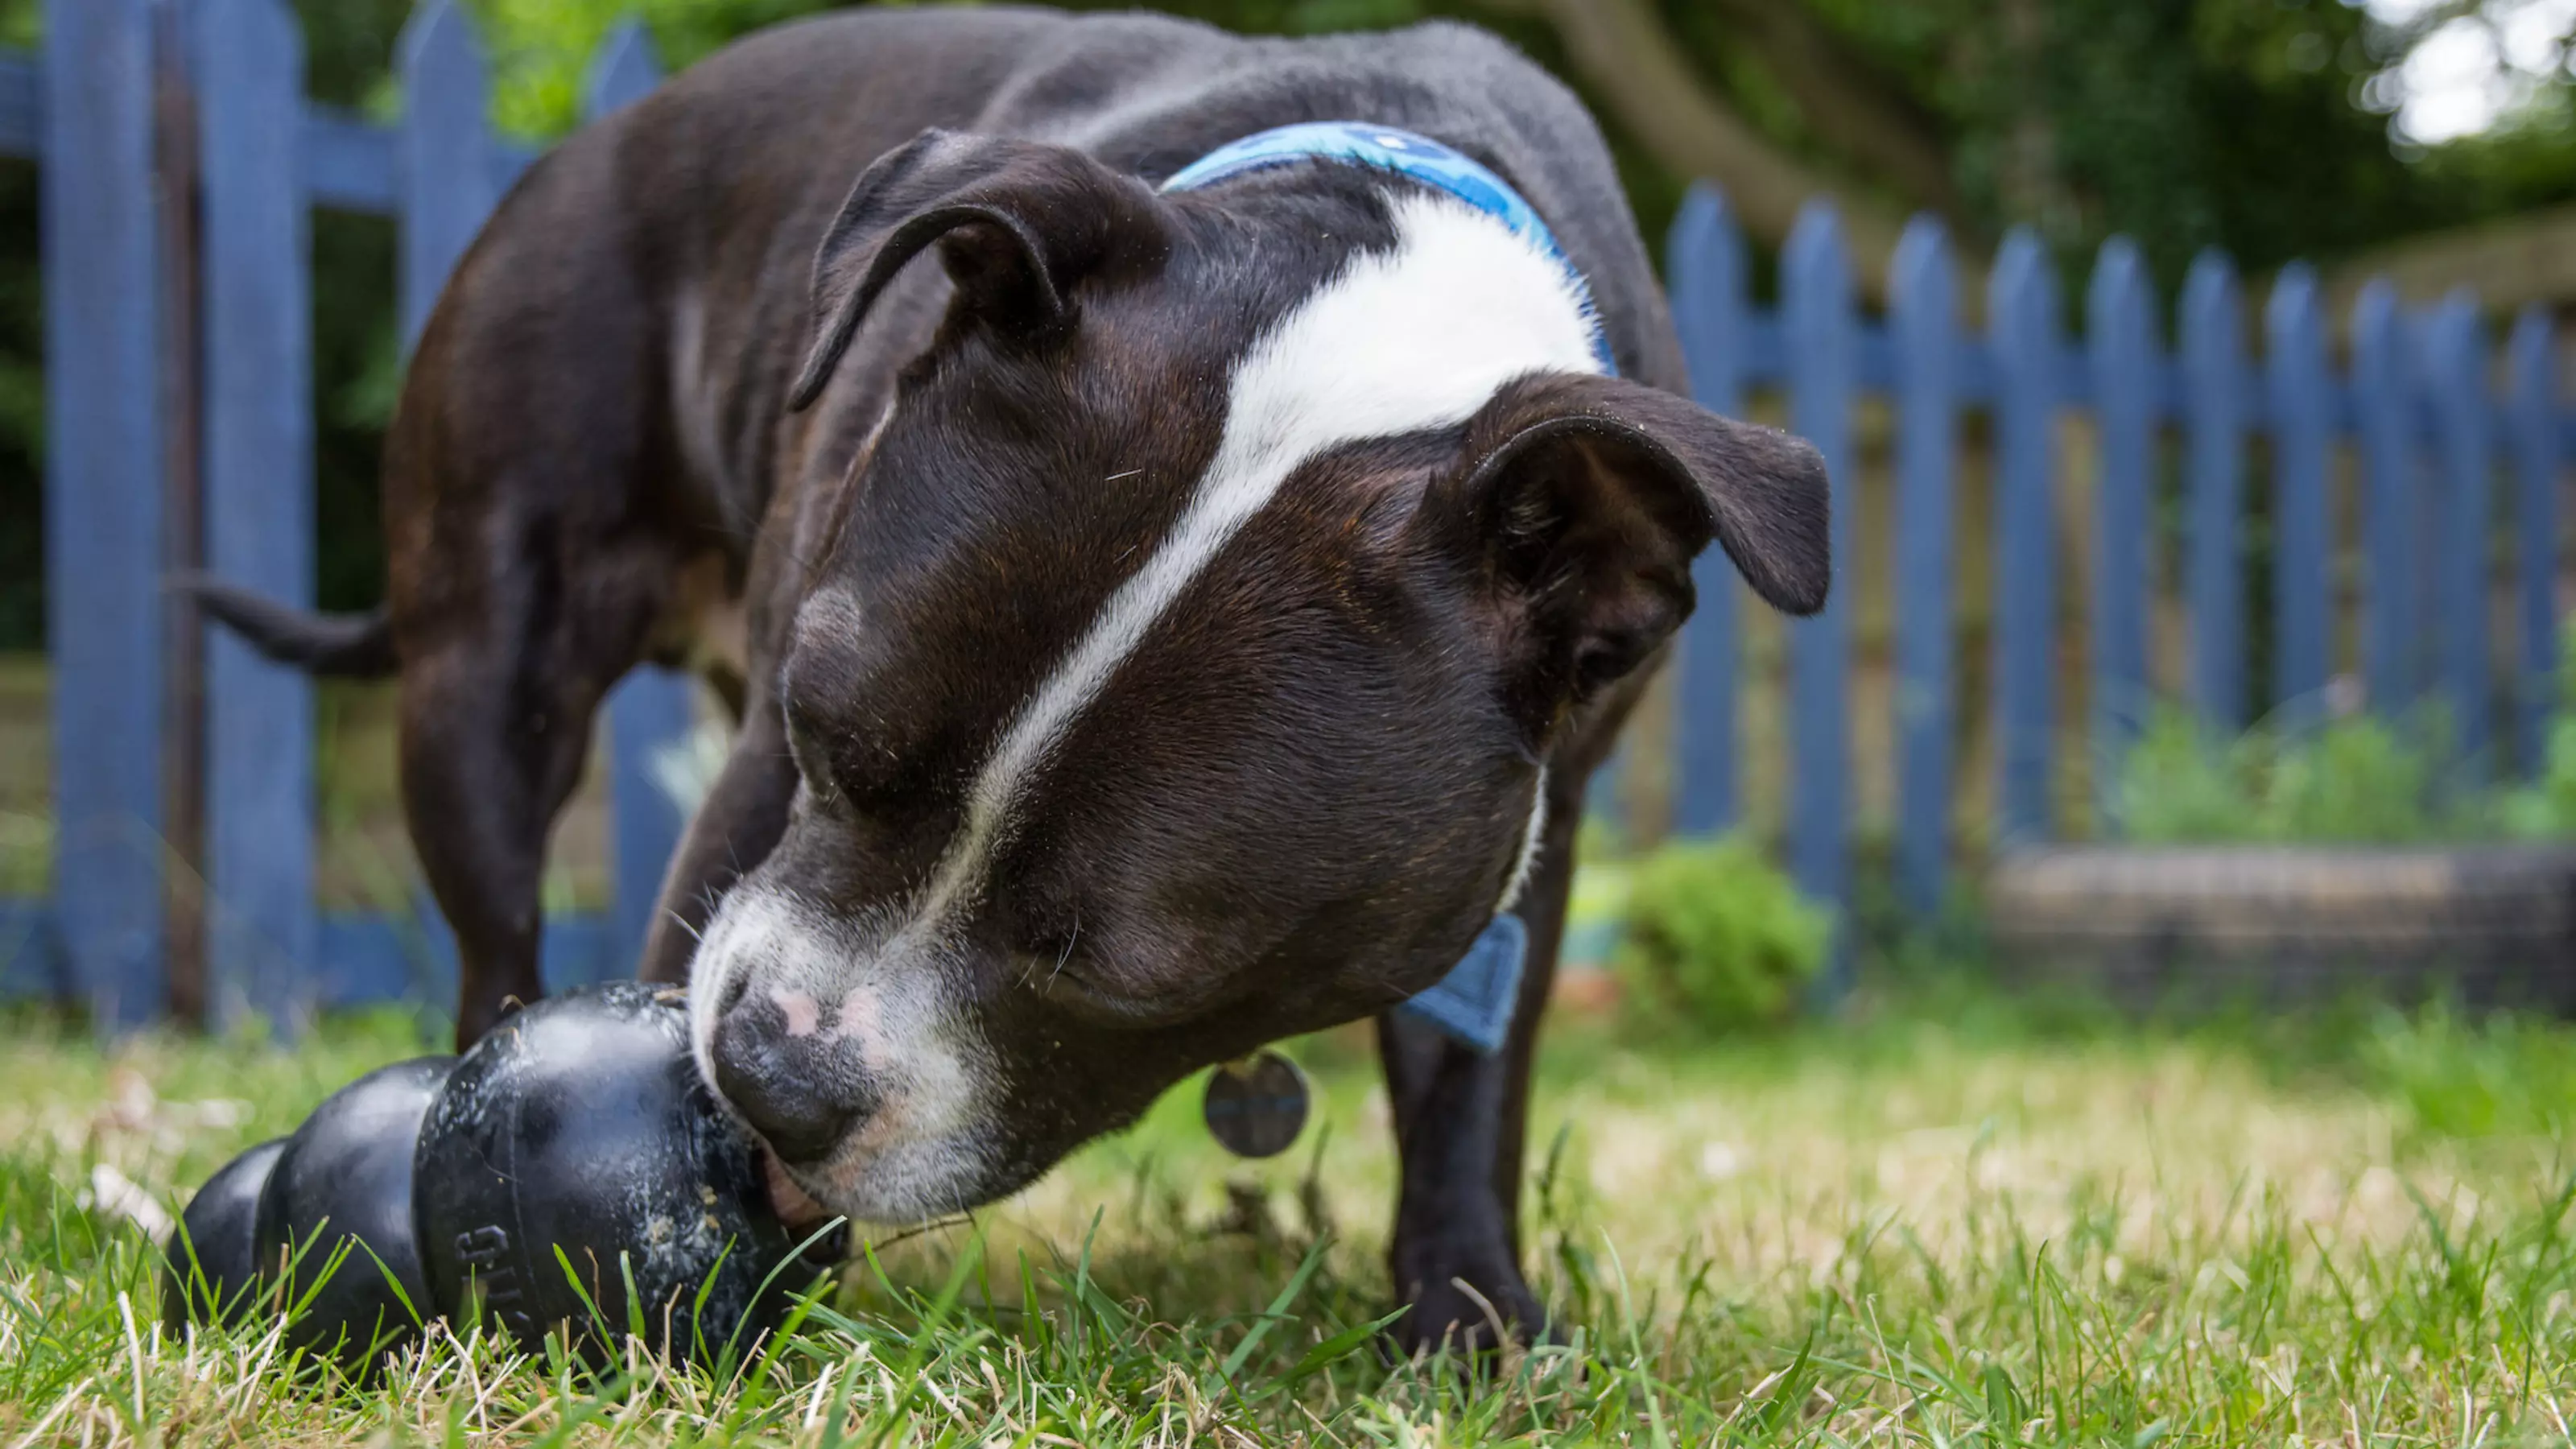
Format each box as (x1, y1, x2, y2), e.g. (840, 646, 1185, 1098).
(690, 130, 1828, 1221)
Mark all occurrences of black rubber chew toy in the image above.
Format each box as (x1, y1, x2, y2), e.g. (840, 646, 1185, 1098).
(162, 982, 836, 1368)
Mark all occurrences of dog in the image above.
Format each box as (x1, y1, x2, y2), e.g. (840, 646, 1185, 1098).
(200, 5, 1827, 1352)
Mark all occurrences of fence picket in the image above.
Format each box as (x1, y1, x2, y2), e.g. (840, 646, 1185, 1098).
(2086, 238, 2155, 809)
(1890, 217, 1956, 907)
(2265, 264, 2332, 720)
(43, 0, 165, 1026)
(2508, 308, 2561, 775)
(583, 21, 691, 982)
(198, 0, 315, 1028)
(397, 0, 495, 351)
(2424, 292, 2494, 773)
(2352, 281, 2418, 714)
(1668, 184, 1746, 838)
(1991, 229, 2059, 842)
(2182, 251, 2248, 729)
(1783, 203, 1855, 989)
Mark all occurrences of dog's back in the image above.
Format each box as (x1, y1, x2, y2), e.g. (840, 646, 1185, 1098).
(419, 10, 1679, 540)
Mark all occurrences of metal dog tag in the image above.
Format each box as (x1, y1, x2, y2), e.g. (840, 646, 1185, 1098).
(1202, 1051, 1310, 1158)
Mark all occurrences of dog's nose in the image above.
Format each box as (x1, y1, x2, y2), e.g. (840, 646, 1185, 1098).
(709, 993, 874, 1166)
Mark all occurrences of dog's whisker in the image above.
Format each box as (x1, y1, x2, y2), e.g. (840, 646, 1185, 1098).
(1044, 919, 1081, 989)
(858, 1212, 975, 1253)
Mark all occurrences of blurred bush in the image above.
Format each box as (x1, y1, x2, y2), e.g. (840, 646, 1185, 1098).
(1610, 834, 1831, 1035)
(2357, 1000, 2576, 1138)
(2114, 623, 2576, 844)
(2495, 626, 2576, 840)
(2112, 708, 2464, 844)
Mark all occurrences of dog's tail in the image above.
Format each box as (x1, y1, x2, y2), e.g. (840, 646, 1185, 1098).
(179, 572, 398, 678)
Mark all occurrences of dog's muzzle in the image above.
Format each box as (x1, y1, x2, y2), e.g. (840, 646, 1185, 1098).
(708, 989, 881, 1167)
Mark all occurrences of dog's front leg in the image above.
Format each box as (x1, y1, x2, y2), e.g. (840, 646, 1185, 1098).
(638, 699, 799, 986)
(1376, 796, 1577, 1358)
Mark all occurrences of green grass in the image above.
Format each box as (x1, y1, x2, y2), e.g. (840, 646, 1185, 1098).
(4, 981, 2576, 1445)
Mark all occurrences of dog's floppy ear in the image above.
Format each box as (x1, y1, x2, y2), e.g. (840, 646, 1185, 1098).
(1419, 371, 1829, 721)
(788, 129, 1164, 411)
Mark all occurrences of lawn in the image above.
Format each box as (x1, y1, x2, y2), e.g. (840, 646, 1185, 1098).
(3, 979, 2574, 1446)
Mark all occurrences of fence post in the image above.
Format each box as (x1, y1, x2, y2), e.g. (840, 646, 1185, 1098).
(584, 21, 692, 982)
(2181, 251, 2248, 730)
(2508, 306, 2561, 774)
(1667, 184, 1745, 839)
(2086, 237, 2154, 813)
(2422, 291, 2492, 774)
(398, 0, 496, 351)
(1990, 229, 2058, 843)
(2352, 280, 2417, 714)
(45, 0, 166, 1026)
(1782, 202, 1853, 996)
(1889, 217, 1955, 910)
(198, 0, 315, 1028)
(2265, 263, 2331, 720)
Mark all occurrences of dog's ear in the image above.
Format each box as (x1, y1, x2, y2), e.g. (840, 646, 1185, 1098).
(1418, 371, 1829, 724)
(788, 129, 1164, 411)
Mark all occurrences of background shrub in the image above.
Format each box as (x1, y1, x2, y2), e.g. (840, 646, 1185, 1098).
(1610, 836, 1831, 1035)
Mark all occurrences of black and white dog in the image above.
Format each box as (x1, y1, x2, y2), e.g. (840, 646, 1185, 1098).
(206, 5, 1827, 1350)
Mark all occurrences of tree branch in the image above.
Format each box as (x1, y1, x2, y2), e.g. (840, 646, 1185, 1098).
(1699, 0, 1966, 221)
(1513, 0, 1915, 295)
(2328, 201, 2576, 312)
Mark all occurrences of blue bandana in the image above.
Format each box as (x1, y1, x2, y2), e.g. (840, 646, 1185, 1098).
(1161, 121, 1618, 377)
(1162, 121, 1590, 1053)
(1397, 914, 1528, 1055)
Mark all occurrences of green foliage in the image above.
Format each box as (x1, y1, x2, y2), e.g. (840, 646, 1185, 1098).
(2112, 707, 2471, 844)
(2119, 621, 2576, 844)
(2494, 624, 2576, 839)
(2357, 1000, 2576, 1138)
(1610, 834, 1831, 1034)
(1680, 0, 2487, 287)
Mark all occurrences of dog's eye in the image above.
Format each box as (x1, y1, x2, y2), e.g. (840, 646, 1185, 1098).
(1026, 927, 1081, 979)
(782, 711, 848, 807)
(1026, 929, 1117, 1008)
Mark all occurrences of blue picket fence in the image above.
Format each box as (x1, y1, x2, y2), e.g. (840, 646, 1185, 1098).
(5, 0, 2570, 1026)
(13, 0, 691, 1027)
(1666, 192, 2567, 993)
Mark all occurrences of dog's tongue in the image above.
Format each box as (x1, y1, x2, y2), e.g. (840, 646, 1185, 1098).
(761, 1150, 836, 1236)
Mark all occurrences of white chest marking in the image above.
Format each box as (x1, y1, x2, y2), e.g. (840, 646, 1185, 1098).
(891, 191, 1605, 943)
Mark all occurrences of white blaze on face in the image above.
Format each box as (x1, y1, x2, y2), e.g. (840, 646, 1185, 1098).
(691, 190, 1600, 1219)
(894, 191, 1603, 947)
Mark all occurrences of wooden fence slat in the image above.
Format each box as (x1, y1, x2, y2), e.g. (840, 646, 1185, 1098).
(606, 675, 691, 982)
(198, 0, 314, 1028)
(398, 0, 494, 351)
(1783, 202, 1854, 989)
(1667, 183, 1745, 838)
(2182, 250, 2248, 729)
(43, 0, 164, 1026)
(583, 20, 690, 982)
(1889, 215, 1955, 907)
(2423, 292, 2493, 773)
(1990, 229, 2059, 842)
(584, 19, 659, 119)
(0, 53, 40, 157)
(2352, 280, 2418, 713)
(2508, 308, 2562, 774)
(2264, 263, 2332, 719)
(2086, 237, 2155, 803)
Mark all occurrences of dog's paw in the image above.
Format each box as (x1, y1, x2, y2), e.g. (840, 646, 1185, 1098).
(1385, 1256, 1548, 1362)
